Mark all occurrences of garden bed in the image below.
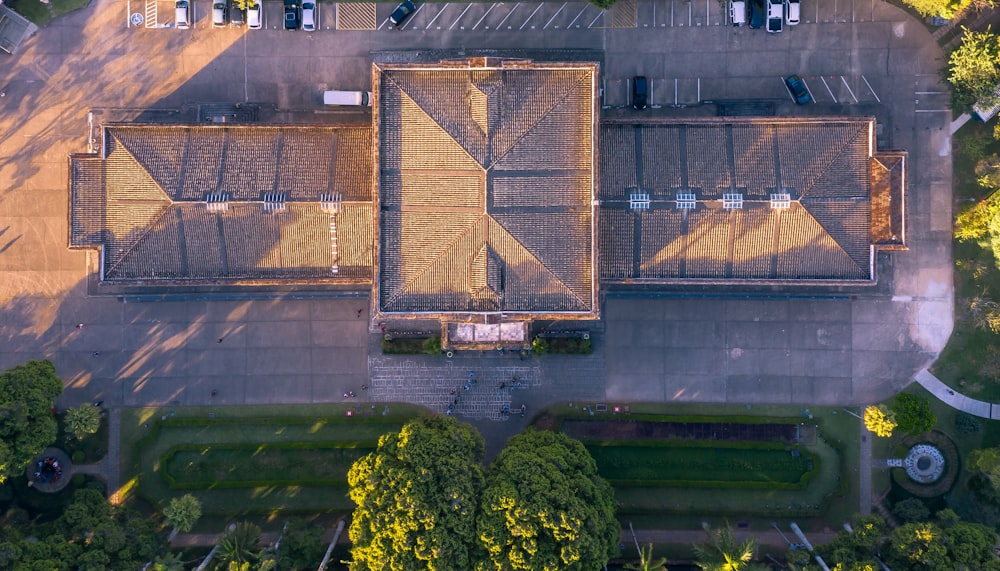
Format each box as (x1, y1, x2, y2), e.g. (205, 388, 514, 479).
(563, 419, 800, 443)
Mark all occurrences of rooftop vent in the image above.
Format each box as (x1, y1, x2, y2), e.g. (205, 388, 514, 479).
(722, 193, 743, 209)
(676, 193, 697, 210)
(262, 192, 287, 212)
(205, 192, 230, 212)
(770, 193, 792, 209)
(629, 193, 650, 210)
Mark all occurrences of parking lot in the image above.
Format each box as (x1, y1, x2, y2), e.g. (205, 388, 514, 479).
(135, 0, 882, 31)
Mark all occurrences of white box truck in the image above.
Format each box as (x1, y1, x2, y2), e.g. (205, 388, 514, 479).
(323, 91, 372, 107)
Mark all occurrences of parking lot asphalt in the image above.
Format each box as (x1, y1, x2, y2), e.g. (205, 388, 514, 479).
(0, 0, 952, 416)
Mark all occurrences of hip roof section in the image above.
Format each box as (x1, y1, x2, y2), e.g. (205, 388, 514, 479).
(375, 60, 600, 318)
(69, 125, 374, 283)
(598, 118, 898, 283)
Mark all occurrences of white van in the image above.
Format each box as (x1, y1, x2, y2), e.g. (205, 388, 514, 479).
(730, 1, 746, 26)
(323, 90, 372, 107)
(175, 0, 190, 28)
(786, 0, 800, 25)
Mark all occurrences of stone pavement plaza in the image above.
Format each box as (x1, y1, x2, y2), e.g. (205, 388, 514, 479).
(0, 0, 953, 418)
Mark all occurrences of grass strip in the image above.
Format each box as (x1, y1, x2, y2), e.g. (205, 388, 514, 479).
(161, 442, 376, 489)
(585, 441, 816, 487)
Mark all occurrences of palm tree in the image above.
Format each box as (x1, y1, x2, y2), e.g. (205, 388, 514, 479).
(624, 543, 668, 571)
(218, 521, 261, 569)
(150, 552, 185, 571)
(694, 524, 762, 571)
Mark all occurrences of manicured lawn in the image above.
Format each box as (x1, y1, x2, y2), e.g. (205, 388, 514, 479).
(120, 404, 424, 517)
(7, 0, 51, 25)
(587, 442, 815, 486)
(162, 443, 376, 487)
(932, 121, 1000, 401)
(546, 402, 854, 530)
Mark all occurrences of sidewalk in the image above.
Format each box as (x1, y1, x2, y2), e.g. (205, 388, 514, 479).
(913, 368, 996, 419)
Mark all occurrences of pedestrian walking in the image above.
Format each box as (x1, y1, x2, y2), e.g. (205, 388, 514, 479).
(92, 351, 100, 357)
(76, 323, 84, 329)
(211, 390, 218, 398)
(218, 338, 224, 344)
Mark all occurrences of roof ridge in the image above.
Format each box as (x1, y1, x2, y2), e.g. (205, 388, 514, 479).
(487, 215, 587, 307)
(489, 70, 591, 167)
(104, 206, 176, 277)
(795, 123, 866, 199)
(383, 215, 484, 308)
(797, 205, 866, 275)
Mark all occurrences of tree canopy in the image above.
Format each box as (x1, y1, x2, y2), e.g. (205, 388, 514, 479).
(0, 360, 63, 482)
(347, 415, 486, 571)
(65, 404, 101, 440)
(0, 488, 164, 570)
(162, 494, 202, 536)
(903, 0, 971, 18)
(890, 393, 936, 436)
(477, 429, 618, 571)
(949, 27, 1000, 108)
(863, 405, 897, 438)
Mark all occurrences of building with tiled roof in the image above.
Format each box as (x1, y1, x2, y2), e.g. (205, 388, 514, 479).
(372, 59, 600, 321)
(598, 118, 905, 284)
(69, 125, 374, 283)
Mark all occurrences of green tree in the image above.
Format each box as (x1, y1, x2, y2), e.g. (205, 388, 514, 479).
(477, 429, 618, 571)
(624, 543, 668, 571)
(968, 446, 1000, 501)
(693, 524, 767, 571)
(891, 393, 936, 436)
(151, 551, 186, 571)
(949, 27, 1000, 108)
(0, 360, 63, 482)
(65, 404, 101, 440)
(347, 415, 486, 571)
(863, 405, 897, 438)
(893, 498, 931, 523)
(274, 518, 325, 570)
(903, 0, 969, 18)
(219, 522, 262, 569)
(162, 494, 202, 540)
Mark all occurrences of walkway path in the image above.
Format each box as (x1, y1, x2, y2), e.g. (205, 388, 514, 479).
(913, 368, 998, 419)
(68, 407, 123, 504)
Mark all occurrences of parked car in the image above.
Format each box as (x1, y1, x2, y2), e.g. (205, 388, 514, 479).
(730, 0, 746, 26)
(212, 1, 227, 27)
(389, 0, 415, 27)
(230, 2, 245, 27)
(175, 0, 190, 28)
(786, 0, 800, 24)
(632, 76, 648, 110)
(766, 0, 783, 32)
(785, 74, 811, 104)
(748, 0, 764, 29)
(284, 0, 300, 29)
(248, 2, 261, 28)
(301, 1, 315, 30)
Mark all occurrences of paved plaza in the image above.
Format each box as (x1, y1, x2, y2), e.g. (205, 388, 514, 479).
(0, 0, 952, 426)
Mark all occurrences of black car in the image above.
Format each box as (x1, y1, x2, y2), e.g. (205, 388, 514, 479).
(284, 0, 300, 29)
(748, 0, 764, 29)
(389, 0, 415, 26)
(632, 76, 648, 110)
(785, 74, 811, 105)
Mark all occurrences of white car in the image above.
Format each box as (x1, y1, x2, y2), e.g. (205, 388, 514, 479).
(212, 1, 227, 27)
(786, 0, 800, 25)
(730, 0, 746, 26)
(247, 2, 261, 28)
(766, 0, 783, 33)
(175, 0, 190, 28)
(301, 2, 315, 30)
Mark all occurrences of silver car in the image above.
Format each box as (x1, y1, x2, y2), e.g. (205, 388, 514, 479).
(301, 2, 315, 31)
(247, 2, 261, 28)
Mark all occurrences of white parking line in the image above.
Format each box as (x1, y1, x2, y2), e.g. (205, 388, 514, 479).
(495, 2, 519, 29)
(840, 76, 858, 103)
(449, 3, 471, 29)
(587, 10, 602, 27)
(543, 2, 566, 29)
(820, 76, 837, 103)
(424, 4, 449, 29)
(398, 4, 424, 29)
(520, 3, 543, 29)
(803, 80, 816, 103)
(472, 3, 498, 29)
(566, 4, 588, 28)
(862, 75, 880, 103)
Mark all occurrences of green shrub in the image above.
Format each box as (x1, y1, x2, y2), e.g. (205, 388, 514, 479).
(544, 337, 592, 354)
(531, 337, 548, 356)
(382, 337, 441, 354)
(70, 451, 85, 464)
(956, 412, 982, 434)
